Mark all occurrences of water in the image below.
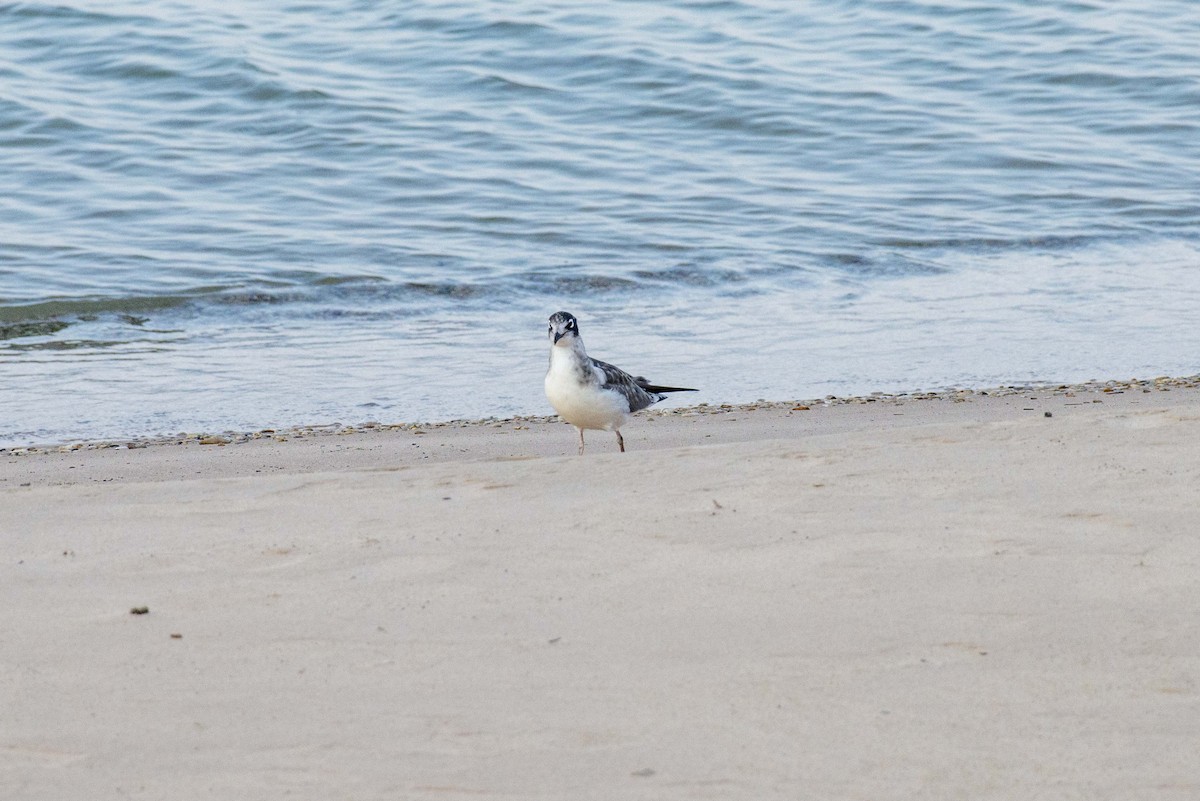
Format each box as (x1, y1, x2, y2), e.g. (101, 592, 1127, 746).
(3, 0, 1199, 446)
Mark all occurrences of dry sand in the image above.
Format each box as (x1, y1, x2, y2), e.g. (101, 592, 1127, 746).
(3, 380, 1199, 799)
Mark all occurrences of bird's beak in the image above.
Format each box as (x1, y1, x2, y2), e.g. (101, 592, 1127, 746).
(553, 330, 564, 344)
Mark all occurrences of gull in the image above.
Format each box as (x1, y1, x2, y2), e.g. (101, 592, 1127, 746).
(544, 311, 697, 454)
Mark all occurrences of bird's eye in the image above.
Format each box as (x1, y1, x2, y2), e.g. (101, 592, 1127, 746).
(566, 320, 574, 329)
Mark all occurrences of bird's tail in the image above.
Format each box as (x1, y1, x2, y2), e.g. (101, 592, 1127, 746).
(636, 378, 697, 394)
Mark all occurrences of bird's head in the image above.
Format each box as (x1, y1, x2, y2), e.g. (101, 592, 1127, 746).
(548, 311, 580, 346)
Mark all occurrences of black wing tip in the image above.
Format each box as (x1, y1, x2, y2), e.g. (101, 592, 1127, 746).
(644, 385, 698, 393)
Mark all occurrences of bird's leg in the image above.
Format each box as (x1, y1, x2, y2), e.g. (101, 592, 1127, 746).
(577, 427, 585, 456)
(616, 429, 625, 453)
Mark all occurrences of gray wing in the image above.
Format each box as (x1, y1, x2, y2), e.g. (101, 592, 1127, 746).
(590, 358, 664, 413)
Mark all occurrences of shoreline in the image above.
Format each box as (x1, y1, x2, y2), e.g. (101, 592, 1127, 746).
(6, 373, 1198, 457)
(4, 374, 1199, 489)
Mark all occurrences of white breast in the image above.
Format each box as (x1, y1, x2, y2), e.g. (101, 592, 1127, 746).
(545, 350, 630, 432)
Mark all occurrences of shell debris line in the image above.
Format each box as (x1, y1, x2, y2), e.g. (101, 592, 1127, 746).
(3, 375, 1198, 456)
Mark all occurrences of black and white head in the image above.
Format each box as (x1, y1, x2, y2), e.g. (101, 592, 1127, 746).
(548, 311, 580, 346)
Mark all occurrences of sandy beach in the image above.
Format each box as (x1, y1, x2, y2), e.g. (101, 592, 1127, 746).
(3, 378, 1200, 799)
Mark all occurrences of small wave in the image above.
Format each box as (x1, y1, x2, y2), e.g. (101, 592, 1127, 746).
(91, 57, 180, 83)
(518, 272, 640, 294)
(0, 295, 195, 324)
(463, 70, 561, 96)
(874, 234, 1101, 252)
(0, 3, 132, 25)
(631, 265, 747, 287)
(0, 319, 71, 341)
(450, 18, 556, 39)
(3, 338, 146, 352)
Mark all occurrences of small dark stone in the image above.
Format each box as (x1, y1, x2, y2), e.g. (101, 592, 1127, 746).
(130, 606, 150, 615)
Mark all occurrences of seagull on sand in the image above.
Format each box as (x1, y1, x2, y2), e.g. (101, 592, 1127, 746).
(544, 311, 697, 454)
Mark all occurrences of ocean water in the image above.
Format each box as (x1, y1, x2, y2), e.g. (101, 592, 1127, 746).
(2, 0, 1199, 446)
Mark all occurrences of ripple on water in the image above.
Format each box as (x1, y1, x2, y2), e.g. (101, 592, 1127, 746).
(1, 1, 1199, 443)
